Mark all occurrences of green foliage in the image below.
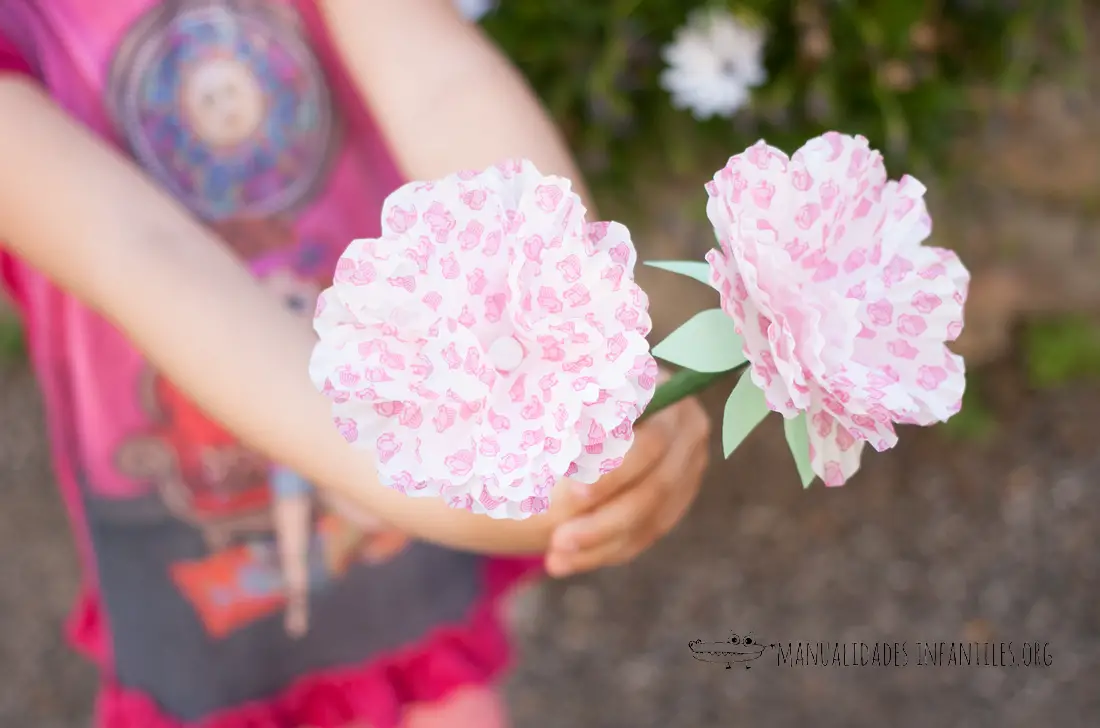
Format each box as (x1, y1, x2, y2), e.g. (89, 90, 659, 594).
(0, 315, 25, 362)
(942, 315, 1100, 441)
(1024, 316, 1100, 389)
(940, 380, 997, 442)
(482, 0, 1081, 193)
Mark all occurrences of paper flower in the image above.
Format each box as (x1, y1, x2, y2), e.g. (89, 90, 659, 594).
(310, 160, 656, 519)
(646, 132, 969, 488)
(695, 132, 968, 486)
(659, 7, 767, 120)
(453, 0, 497, 22)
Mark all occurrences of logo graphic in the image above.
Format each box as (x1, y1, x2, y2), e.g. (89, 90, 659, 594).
(688, 635, 1054, 671)
(689, 632, 771, 669)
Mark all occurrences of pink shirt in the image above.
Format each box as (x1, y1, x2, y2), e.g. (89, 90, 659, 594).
(0, 2, 537, 726)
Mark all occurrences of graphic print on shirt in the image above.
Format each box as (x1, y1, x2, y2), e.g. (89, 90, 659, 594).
(104, 0, 409, 640)
(105, 0, 339, 222)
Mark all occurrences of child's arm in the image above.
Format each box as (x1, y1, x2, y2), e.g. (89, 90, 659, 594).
(319, 0, 589, 201)
(0, 76, 607, 555)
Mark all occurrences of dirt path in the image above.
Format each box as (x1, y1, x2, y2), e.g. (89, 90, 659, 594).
(0, 363, 95, 727)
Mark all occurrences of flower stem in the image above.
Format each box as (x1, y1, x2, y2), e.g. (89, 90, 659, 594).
(640, 367, 731, 421)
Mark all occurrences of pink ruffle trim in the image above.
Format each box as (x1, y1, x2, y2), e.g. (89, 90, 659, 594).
(68, 557, 542, 728)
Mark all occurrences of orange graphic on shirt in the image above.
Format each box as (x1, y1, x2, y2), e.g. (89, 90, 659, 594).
(116, 368, 411, 639)
(170, 542, 285, 638)
(115, 372, 275, 550)
(170, 513, 409, 638)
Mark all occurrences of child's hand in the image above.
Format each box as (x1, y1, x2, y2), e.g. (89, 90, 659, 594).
(544, 391, 711, 577)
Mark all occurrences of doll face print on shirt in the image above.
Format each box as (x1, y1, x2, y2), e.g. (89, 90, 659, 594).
(107, 0, 339, 221)
(180, 55, 266, 149)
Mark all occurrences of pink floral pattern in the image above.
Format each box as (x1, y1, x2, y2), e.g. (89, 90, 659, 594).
(311, 160, 655, 519)
(705, 133, 969, 486)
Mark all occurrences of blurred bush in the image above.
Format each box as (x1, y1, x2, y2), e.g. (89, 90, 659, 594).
(1025, 317, 1100, 389)
(482, 0, 1083, 194)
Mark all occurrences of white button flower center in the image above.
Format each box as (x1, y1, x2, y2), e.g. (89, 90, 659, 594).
(578, 382, 601, 404)
(487, 335, 524, 373)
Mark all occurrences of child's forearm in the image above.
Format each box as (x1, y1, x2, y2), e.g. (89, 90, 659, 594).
(320, 0, 594, 206)
(0, 77, 567, 554)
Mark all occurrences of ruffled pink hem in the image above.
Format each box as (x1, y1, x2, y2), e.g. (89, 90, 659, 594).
(71, 557, 542, 728)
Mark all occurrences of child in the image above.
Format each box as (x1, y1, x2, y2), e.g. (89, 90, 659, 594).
(0, 1, 711, 726)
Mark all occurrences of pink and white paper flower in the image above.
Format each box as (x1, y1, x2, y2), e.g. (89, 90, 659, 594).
(310, 160, 656, 519)
(704, 132, 969, 486)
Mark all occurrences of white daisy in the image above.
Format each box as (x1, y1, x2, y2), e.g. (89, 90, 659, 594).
(659, 6, 767, 120)
(454, 0, 497, 22)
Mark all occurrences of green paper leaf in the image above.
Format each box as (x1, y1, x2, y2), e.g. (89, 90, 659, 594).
(721, 369, 770, 458)
(644, 260, 712, 285)
(652, 309, 747, 373)
(783, 413, 816, 488)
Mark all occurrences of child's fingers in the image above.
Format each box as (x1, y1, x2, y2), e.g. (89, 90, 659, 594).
(547, 397, 710, 575)
(546, 533, 633, 578)
(655, 436, 709, 536)
(547, 467, 663, 574)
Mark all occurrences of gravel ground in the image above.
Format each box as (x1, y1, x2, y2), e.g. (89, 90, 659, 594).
(0, 362, 95, 727)
(2, 356, 1099, 728)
